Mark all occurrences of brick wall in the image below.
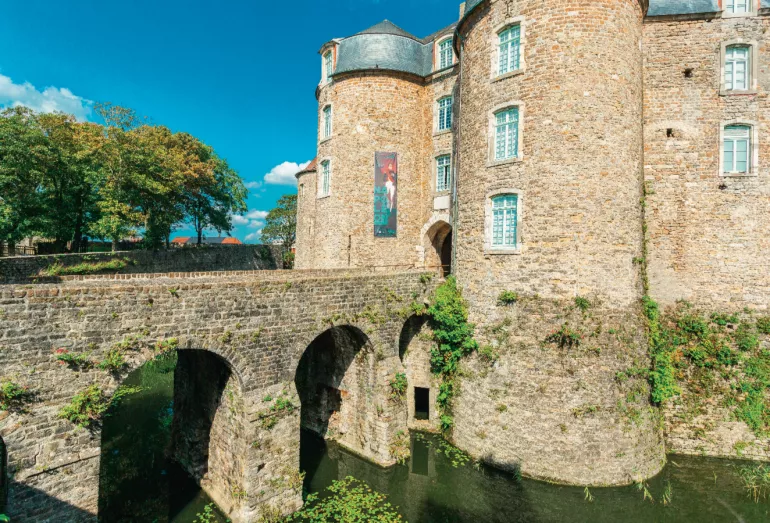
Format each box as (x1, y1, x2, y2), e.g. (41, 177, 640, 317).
(644, 15, 770, 309)
(0, 245, 283, 284)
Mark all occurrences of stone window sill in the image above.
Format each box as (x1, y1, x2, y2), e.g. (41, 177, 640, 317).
(485, 248, 522, 256)
(433, 190, 451, 196)
(492, 69, 525, 83)
(719, 89, 757, 97)
(487, 157, 523, 168)
(722, 12, 756, 19)
(721, 172, 758, 178)
(317, 193, 332, 199)
(434, 129, 452, 137)
(319, 137, 332, 144)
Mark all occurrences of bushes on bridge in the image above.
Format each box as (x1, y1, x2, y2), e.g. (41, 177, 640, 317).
(59, 384, 140, 428)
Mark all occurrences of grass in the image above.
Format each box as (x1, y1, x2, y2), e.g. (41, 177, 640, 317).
(40, 258, 131, 277)
(738, 463, 770, 502)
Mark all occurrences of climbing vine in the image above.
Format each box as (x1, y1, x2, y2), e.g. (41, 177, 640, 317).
(424, 276, 478, 434)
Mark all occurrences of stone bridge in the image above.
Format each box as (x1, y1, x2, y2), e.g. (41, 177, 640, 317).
(0, 268, 438, 522)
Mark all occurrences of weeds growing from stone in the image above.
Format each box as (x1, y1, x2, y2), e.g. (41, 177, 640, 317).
(0, 380, 32, 412)
(59, 384, 140, 428)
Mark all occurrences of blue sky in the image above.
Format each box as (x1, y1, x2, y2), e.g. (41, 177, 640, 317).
(0, 0, 462, 242)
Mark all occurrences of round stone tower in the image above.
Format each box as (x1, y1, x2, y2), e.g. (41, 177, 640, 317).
(296, 23, 436, 270)
(449, 0, 664, 486)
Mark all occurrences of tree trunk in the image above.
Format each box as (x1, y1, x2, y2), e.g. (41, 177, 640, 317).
(112, 238, 119, 252)
(197, 228, 203, 246)
(165, 233, 170, 250)
(8, 242, 16, 256)
(71, 196, 85, 253)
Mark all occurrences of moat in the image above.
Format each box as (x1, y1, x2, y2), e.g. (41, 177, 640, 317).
(98, 353, 770, 522)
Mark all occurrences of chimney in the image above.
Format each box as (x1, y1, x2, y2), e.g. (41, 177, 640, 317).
(459, 2, 466, 19)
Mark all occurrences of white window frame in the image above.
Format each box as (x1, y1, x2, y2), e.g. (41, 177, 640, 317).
(436, 96, 453, 133)
(723, 0, 756, 17)
(487, 102, 524, 165)
(318, 159, 332, 197)
(720, 40, 759, 95)
(437, 36, 454, 70)
(321, 104, 333, 141)
(321, 49, 334, 85)
(484, 189, 523, 255)
(719, 121, 759, 177)
(436, 154, 451, 193)
(491, 17, 526, 81)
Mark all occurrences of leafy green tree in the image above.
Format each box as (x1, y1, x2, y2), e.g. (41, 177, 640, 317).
(261, 194, 297, 268)
(0, 107, 49, 251)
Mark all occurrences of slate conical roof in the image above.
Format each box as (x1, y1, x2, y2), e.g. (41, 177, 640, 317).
(356, 20, 420, 41)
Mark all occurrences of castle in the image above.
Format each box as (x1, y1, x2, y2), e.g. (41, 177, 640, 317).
(295, 0, 770, 484)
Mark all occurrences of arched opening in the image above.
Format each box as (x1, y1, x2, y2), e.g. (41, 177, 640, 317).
(424, 220, 452, 277)
(295, 326, 374, 492)
(0, 435, 7, 515)
(98, 350, 240, 522)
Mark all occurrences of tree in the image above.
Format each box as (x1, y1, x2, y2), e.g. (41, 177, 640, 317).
(261, 194, 297, 268)
(0, 107, 49, 252)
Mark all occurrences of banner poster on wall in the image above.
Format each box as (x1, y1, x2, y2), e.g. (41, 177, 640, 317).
(374, 152, 398, 238)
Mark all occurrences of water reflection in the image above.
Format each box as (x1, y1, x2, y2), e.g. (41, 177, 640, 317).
(98, 353, 227, 523)
(301, 430, 770, 523)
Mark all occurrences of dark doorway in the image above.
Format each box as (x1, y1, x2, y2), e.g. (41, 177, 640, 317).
(440, 231, 452, 277)
(415, 387, 430, 420)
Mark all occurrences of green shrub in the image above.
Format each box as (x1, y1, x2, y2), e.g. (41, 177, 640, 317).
(154, 337, 179, 354)
(54, 349, 93, 369)
(734, 323, 760, 352)
(738, 463, 770, 503)
(0, 380, 32, 412)
(389, 372, 407, 401)
(284, 476, 404, 522)
(59, 385, 140, 428)
(544, 323, 582, 349)
(574, 296, 592, 312)
(710, 312, 740, 327)
(98, 349, 127, 372)
(497, 291, 519, 306)
(479, 344, 499, 363)
(756, 316, 770, 335)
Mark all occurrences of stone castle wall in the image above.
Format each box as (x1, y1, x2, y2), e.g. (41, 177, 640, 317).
(0, 245, 283, 284)
(644, 14, 770, 310)
(0, 270, 433, 522)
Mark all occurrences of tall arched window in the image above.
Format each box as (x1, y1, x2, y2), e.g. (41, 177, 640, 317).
(498, 25, 521, 76)
(725, 45, 750, 91)
(319, 160, 331, 197)
(438, 38, 453, 69)
(723, 124, 752, 174)
(322, 105, 332, 139)
(437, 97, 453, 132)
(494, 107, 519, 161)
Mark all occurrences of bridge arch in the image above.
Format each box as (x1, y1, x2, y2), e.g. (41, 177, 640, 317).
(98, 346, 250, 522)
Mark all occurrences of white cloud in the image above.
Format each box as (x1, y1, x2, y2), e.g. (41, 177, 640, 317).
(245, 231, 262, 243)
(245, 180, 263, 189)
(0, 73, 92, 121)
(231, 215, 250, 226)
(264, 160, 311, 186)
(247, 220, 264, 229)
(246, 210, 269, 220)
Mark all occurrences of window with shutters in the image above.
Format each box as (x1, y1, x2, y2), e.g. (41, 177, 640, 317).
(319, 160, 331, 197)
(322, 105, 332, 140)
(498, 25, 521, 76)
(725, 45, 750, 91)
(436, 155, 451, 193)
(485, 190, 522, 254)
(437, 97, 453, 132)
(438, 38, 454, 70)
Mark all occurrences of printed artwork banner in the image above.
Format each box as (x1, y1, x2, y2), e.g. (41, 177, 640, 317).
(374, 152, 398, 237)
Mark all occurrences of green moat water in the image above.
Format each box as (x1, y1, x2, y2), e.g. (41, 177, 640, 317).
(100, 355, 770, 522)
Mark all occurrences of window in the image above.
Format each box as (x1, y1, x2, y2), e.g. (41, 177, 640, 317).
(491, 194, 519, 249)
(323, 51, 333, 82)
(725, 45, 750, 91)
(299, 183, 305, 197)
(436, 155, 451, 192)
(498, 25, 521, 76)
(322, 105, 332, 139)
(723, 125, 751, 174)
(320, 160, 331, 196)
(725, 0, 750, 14)
(437, 97, 452, 132)
(414, 387, 429, 420)
(494, 107, 519, 161)
(439, 38, 453, 69)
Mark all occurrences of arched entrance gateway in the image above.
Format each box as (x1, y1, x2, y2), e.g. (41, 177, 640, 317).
(422, 217, 453, 277)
